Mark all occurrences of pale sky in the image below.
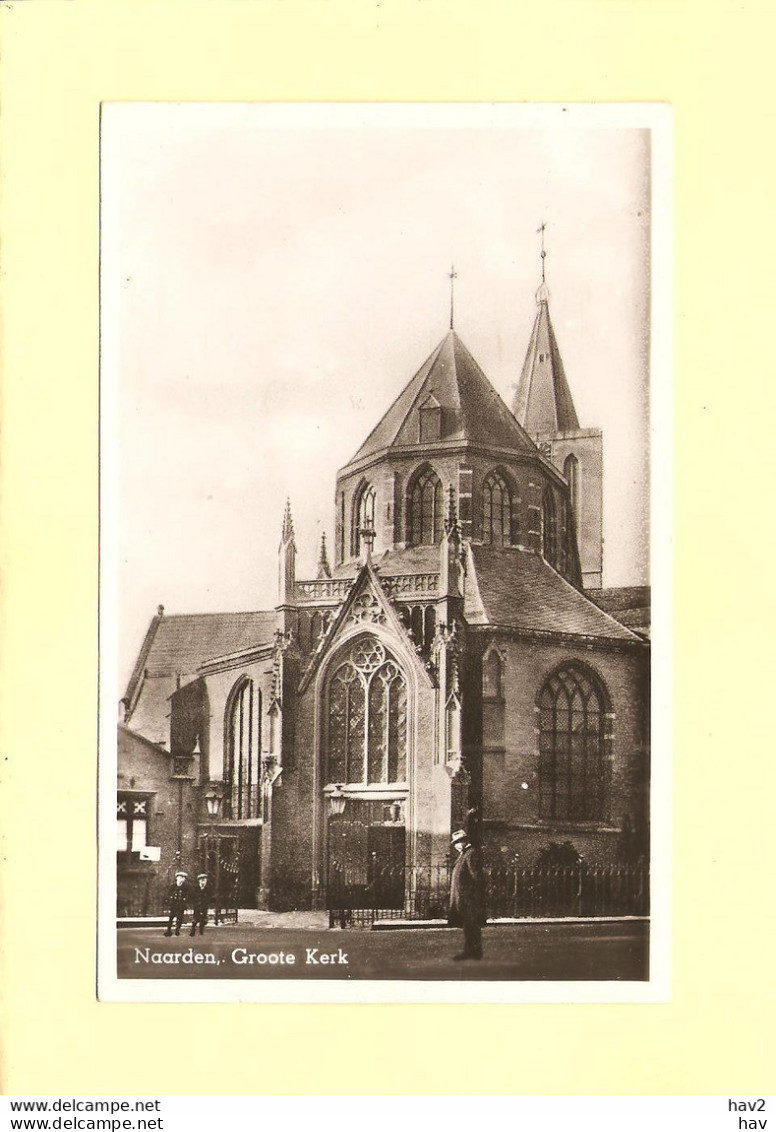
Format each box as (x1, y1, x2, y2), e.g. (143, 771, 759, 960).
(103, 105, 652, 690)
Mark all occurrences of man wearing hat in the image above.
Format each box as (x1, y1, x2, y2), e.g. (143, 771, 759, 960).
(448, 828, 487, 960)
(164, 869, 189, 937)
(190, 873, 211, 936)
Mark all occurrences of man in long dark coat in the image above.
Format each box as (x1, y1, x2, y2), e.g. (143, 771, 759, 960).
(189, 873, 210, 936)
(164, 869, 189, 937)
(448, 828, 487, 960)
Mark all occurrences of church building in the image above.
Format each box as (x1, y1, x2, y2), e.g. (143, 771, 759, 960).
(118, 275, 650, 913)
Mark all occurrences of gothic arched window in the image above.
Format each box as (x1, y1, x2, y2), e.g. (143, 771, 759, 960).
(482, 647, 506, 820)
(542, 486, 558, 565)
(483, 648, 504, 701)
(564, 453, 579, 530)
(352, 483, 376, 558)
(326, 638, 407, 785)
(407, 466, 443, 546)
(537, 663, 609, 821)
(482, 470, 515, 546)
(225, 679, 261, 820)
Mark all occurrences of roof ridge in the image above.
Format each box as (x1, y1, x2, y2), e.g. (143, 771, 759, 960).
(157, 609, 277, 620)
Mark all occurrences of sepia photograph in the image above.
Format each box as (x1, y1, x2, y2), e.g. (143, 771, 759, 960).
(99, 103, 667, 1001)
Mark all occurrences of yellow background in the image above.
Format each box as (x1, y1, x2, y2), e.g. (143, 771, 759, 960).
(1, 0, 773, 1095)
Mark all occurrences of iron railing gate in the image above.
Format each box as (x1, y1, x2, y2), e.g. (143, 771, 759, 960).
(116, 837, 240, 924)
(327, 862, 649, 928)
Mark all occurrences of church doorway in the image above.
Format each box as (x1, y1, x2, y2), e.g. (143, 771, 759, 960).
(197, 826, 262, 909)
(326, 799, 406, 910)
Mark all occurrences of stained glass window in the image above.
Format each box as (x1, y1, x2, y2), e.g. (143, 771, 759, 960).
(407, 467, 443, 546)
(564, 453, 579, 531)
(225, 679, 260, 820)
(542, 486, 558, 565)
(537, 664, 609, 821)
(353, 483, 376, 557)
(482, 649, 506, 819)
(326, 639, 408, 785)
(482, 471, 514, 546)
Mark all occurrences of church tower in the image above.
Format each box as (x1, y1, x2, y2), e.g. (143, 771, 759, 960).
(512, 241, 603, 588)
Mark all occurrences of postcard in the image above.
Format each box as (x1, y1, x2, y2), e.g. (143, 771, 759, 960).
(97, 101, 671, 1003)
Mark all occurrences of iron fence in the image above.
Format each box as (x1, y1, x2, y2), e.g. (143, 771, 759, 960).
(117, 857, 239, 925)
(328, 861, 649, 928)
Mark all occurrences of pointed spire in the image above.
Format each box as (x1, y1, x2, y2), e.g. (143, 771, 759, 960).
(317, 532, 332, 579)
(512, 255, 580, 434)
(281, 498, 295, 545)
(278, 499, 296, 605)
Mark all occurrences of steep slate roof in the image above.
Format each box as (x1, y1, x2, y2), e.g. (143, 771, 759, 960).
(512, 295, 580, 434)
(330, 544, 442, 580)
(124, 610, 280, 742)
(350, 330, 537, 464)
(466, 546, 639, 642)
(586, 586, 651, 638)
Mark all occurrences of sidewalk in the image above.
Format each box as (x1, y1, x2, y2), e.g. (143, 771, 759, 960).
(372, 914, 650, 930)
(236, 909, 330, 930)
(119, 909, 649, 930)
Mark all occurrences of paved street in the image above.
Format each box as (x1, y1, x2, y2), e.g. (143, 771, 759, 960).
(117, 919, 648, 981)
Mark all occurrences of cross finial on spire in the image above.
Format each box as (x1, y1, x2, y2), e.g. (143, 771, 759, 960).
(535, 222, 550, 303)
(448, 264, 458, 330)
(537, 222, 547, 283)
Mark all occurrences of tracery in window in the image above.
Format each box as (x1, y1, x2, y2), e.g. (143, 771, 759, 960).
(542, 486, 558, 565)
(407, 466, 443, 546)
(563, 453, 579, 529)
(326, 638, 407, 785)
(225, 678, 260, 820)
(538, 663, 609, 821)
(352, 483, 376, 558)
(482, 648, 506, 820)
(482, 470, 515, 547)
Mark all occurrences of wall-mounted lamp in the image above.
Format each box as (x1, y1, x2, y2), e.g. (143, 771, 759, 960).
(204, 788, 221, 818)
(329, 785, 347, 816)
(261, 754, 283, 788)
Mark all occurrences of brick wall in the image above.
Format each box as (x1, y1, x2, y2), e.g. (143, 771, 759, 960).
(465, 635, 649, 866)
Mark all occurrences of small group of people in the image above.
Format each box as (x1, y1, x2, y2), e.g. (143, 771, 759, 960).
(164, 870, 211, 938)
(163, 819, 486, 957)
